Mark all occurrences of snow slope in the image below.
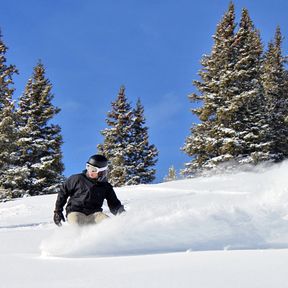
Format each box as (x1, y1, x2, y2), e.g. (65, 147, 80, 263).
(1, 161, 288, 287)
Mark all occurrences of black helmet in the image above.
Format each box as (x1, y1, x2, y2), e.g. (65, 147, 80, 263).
(87, 154, 108, 168)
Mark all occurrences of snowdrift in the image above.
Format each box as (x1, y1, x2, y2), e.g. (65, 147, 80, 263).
(1, 161, 288, 258)
(40, 160, 288, 257)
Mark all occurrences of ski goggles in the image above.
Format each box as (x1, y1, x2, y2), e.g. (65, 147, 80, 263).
(86, 163, 108, 173)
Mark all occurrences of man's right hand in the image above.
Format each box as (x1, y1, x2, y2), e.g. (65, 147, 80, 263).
(54, 210, 65, 226)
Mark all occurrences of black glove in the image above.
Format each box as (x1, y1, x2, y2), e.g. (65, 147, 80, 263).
(117, 205, 126, 215)
(54, 210, 65, 226)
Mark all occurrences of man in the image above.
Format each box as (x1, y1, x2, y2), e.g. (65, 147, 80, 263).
(53, 154, 125, 226)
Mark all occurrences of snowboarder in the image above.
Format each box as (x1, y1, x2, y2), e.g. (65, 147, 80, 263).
(53, 154, 125, 226)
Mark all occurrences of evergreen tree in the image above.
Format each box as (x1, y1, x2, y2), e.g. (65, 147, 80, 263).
(98, 85, 133, 187)
(261, 26, 288, 161)
(99, 88, 158, 186)
(0, 30, 21, 198)
(126, 99, 158, 185)
(16, 61, 64, 195)
(229, 8, 269, 163)
(182, 4, 270, 176)
(182, 2, 237, 175)
(163, 165, 177, 182)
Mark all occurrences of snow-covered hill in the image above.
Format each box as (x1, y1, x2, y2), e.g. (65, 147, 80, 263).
(1, 161, 288, 288)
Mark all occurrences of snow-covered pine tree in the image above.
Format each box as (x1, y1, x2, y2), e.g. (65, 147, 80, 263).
(182, 2, 237, 175)
(98, 85, 133, 187)
(126, 99, 158, 185)
(197, 7, 270, 168)
(16, 61, 64, 195)
(0, 30, 22, 199)
(163, 165, 177, 182)
(182, 4, 271, 176)
(261, 26, 288, 161)
(228, 8, 269, 164)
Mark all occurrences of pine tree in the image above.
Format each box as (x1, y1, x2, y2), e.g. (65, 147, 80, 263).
(182, 4, 270, 176)
(99, 88, 158, 186)
(182, 2, 237, 175)
(126, 99, 158, 185)
(163, 165, 177, 182)
(0, 30, 21, 198)
(98, 85, 133, 187)
(16, 61, 64, 195)
(229, 8, 269, 164)
(261, 26, 288, 161)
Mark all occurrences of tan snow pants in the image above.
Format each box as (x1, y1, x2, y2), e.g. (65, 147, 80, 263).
(67, 211, 109, 226)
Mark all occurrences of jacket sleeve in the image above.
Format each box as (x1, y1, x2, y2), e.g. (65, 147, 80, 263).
(105, 184, 125, 215)
(54, 177, 74, 212)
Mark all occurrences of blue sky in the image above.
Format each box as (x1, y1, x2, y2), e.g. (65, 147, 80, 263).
(1, 0, 288, 182)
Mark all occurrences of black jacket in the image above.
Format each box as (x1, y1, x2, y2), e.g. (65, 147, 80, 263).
(55, 172, 124, 216)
